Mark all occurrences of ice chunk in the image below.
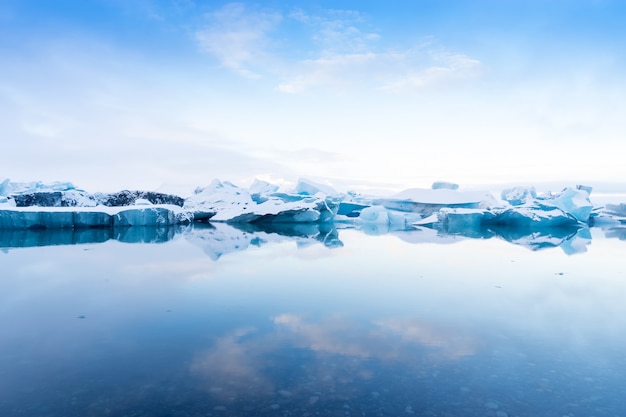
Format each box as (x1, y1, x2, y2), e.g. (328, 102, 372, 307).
(0, 179, 10, 196)
(439, 208, 496, 231)
(431, 181, 459, 190)
(373, 187, 494, 218)
(603, 203, 626, 220)
(293, 178, 338, 197)
(501, 186, 537, 206)
(548, 187, 593, 223)
(3, 180, 79, 195)
(357, 206, 421, 231)
(0, 210, 110, 229)
(389, 187, 492, 205)
(113, 207, 178, 227)
(488, 201, 579, 228)
(336, 201, 369, 218)
(249, 178, 280, 195)
(358, 206, 391, 224)
(184, 179, 337, 223)
(500, 186, 592, 224)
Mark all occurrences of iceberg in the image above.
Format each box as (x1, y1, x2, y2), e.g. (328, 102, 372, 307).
(1, 176, 624, 257)
(0, 206, 186, 230)
(373, 185, 495, 216)
(184, 179, 338, 223)
(501, 186, 537, 206)
(431, 181, 459, 190)
(356, 206, 422, 232)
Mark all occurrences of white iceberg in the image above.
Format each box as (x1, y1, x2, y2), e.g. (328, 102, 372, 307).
(184, 179, 338, 223)
(501, 186, 537, 206)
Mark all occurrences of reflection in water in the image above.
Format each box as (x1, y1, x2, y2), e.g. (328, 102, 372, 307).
(189, 314, 479, 409)
(2, 220, 623, 255)
(0, 225, 179, 247)
(1, 226, 626, 416)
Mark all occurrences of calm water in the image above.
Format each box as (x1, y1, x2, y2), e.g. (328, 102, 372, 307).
(1, 223, 626, 417)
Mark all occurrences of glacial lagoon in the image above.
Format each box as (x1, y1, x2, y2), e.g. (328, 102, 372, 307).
(2, 224, 626, 417)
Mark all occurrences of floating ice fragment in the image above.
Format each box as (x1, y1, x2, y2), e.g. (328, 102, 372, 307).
(548, 187, 593, 223)
(501, 186, 536, 206)
(293, 178, 338, 196)
(431, 181, 459, 190)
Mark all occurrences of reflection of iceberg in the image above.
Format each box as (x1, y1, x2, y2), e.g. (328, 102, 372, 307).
(0, 226, 179, 248)
(183, 223, 258, 261)
(496, 226, 590, 254)
(604, 226, 626, 241)
(415, 220, 590, 254)
(185, 222, 343, 260)
(0, 228, 111, 247)
(233, 222, 343, 249)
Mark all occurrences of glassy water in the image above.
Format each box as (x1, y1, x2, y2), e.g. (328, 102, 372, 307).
(1, 224, 626, 417)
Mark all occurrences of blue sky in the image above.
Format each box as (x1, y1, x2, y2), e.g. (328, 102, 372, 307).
(1, 1, 625, 192)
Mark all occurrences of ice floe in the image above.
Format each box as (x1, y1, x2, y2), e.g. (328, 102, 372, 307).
(1, 177, 625, 253)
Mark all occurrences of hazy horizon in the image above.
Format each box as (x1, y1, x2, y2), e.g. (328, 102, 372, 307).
(2, 1, 625, 192)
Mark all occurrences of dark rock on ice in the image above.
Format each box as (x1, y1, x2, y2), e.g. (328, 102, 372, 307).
(95, 190, 185, 207)
(11, 191, 96, 207)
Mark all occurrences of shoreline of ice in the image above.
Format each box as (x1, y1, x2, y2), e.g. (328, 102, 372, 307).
(1, 178, 625, 233)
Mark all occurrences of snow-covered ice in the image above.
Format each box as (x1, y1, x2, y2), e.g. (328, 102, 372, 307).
(1, 177, 624, 255)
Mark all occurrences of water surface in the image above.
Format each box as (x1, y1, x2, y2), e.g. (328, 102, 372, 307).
(1, 225, 626, 416)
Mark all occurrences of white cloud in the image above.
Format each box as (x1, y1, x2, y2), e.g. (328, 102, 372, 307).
(278, 49, 481, 94)
(277, 52, 378, 93)
(195, 4, 480, 93)
(195, 3, 281, 77)
(289, 8, 379, 54)
(379, 51, 482, 92)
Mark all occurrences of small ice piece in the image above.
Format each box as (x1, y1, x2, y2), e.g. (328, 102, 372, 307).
(431, 181, 459, 190)
(549, 187, 593, 223)
(604, 203, 626, 218)
(501, 186, 537, 206)
(359, 206, 391, 224)
(389, 188, 491, 205)
(134, 198, 153, 206)
(0, 179, 10, 196)
(4, 180, 79, 195)
(357, 206, 420, 232)
(439, 208, 495, 231)
(293, 178, 338, 197)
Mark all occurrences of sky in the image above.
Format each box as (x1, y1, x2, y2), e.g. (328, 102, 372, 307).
(1, 0, 626, 193)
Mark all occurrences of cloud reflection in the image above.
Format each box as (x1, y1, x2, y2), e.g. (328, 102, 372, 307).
(190, 313, 478, 401)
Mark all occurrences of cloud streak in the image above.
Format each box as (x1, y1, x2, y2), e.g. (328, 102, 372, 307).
(195, 3, 281, 78)
(196, 3, 481, 93)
